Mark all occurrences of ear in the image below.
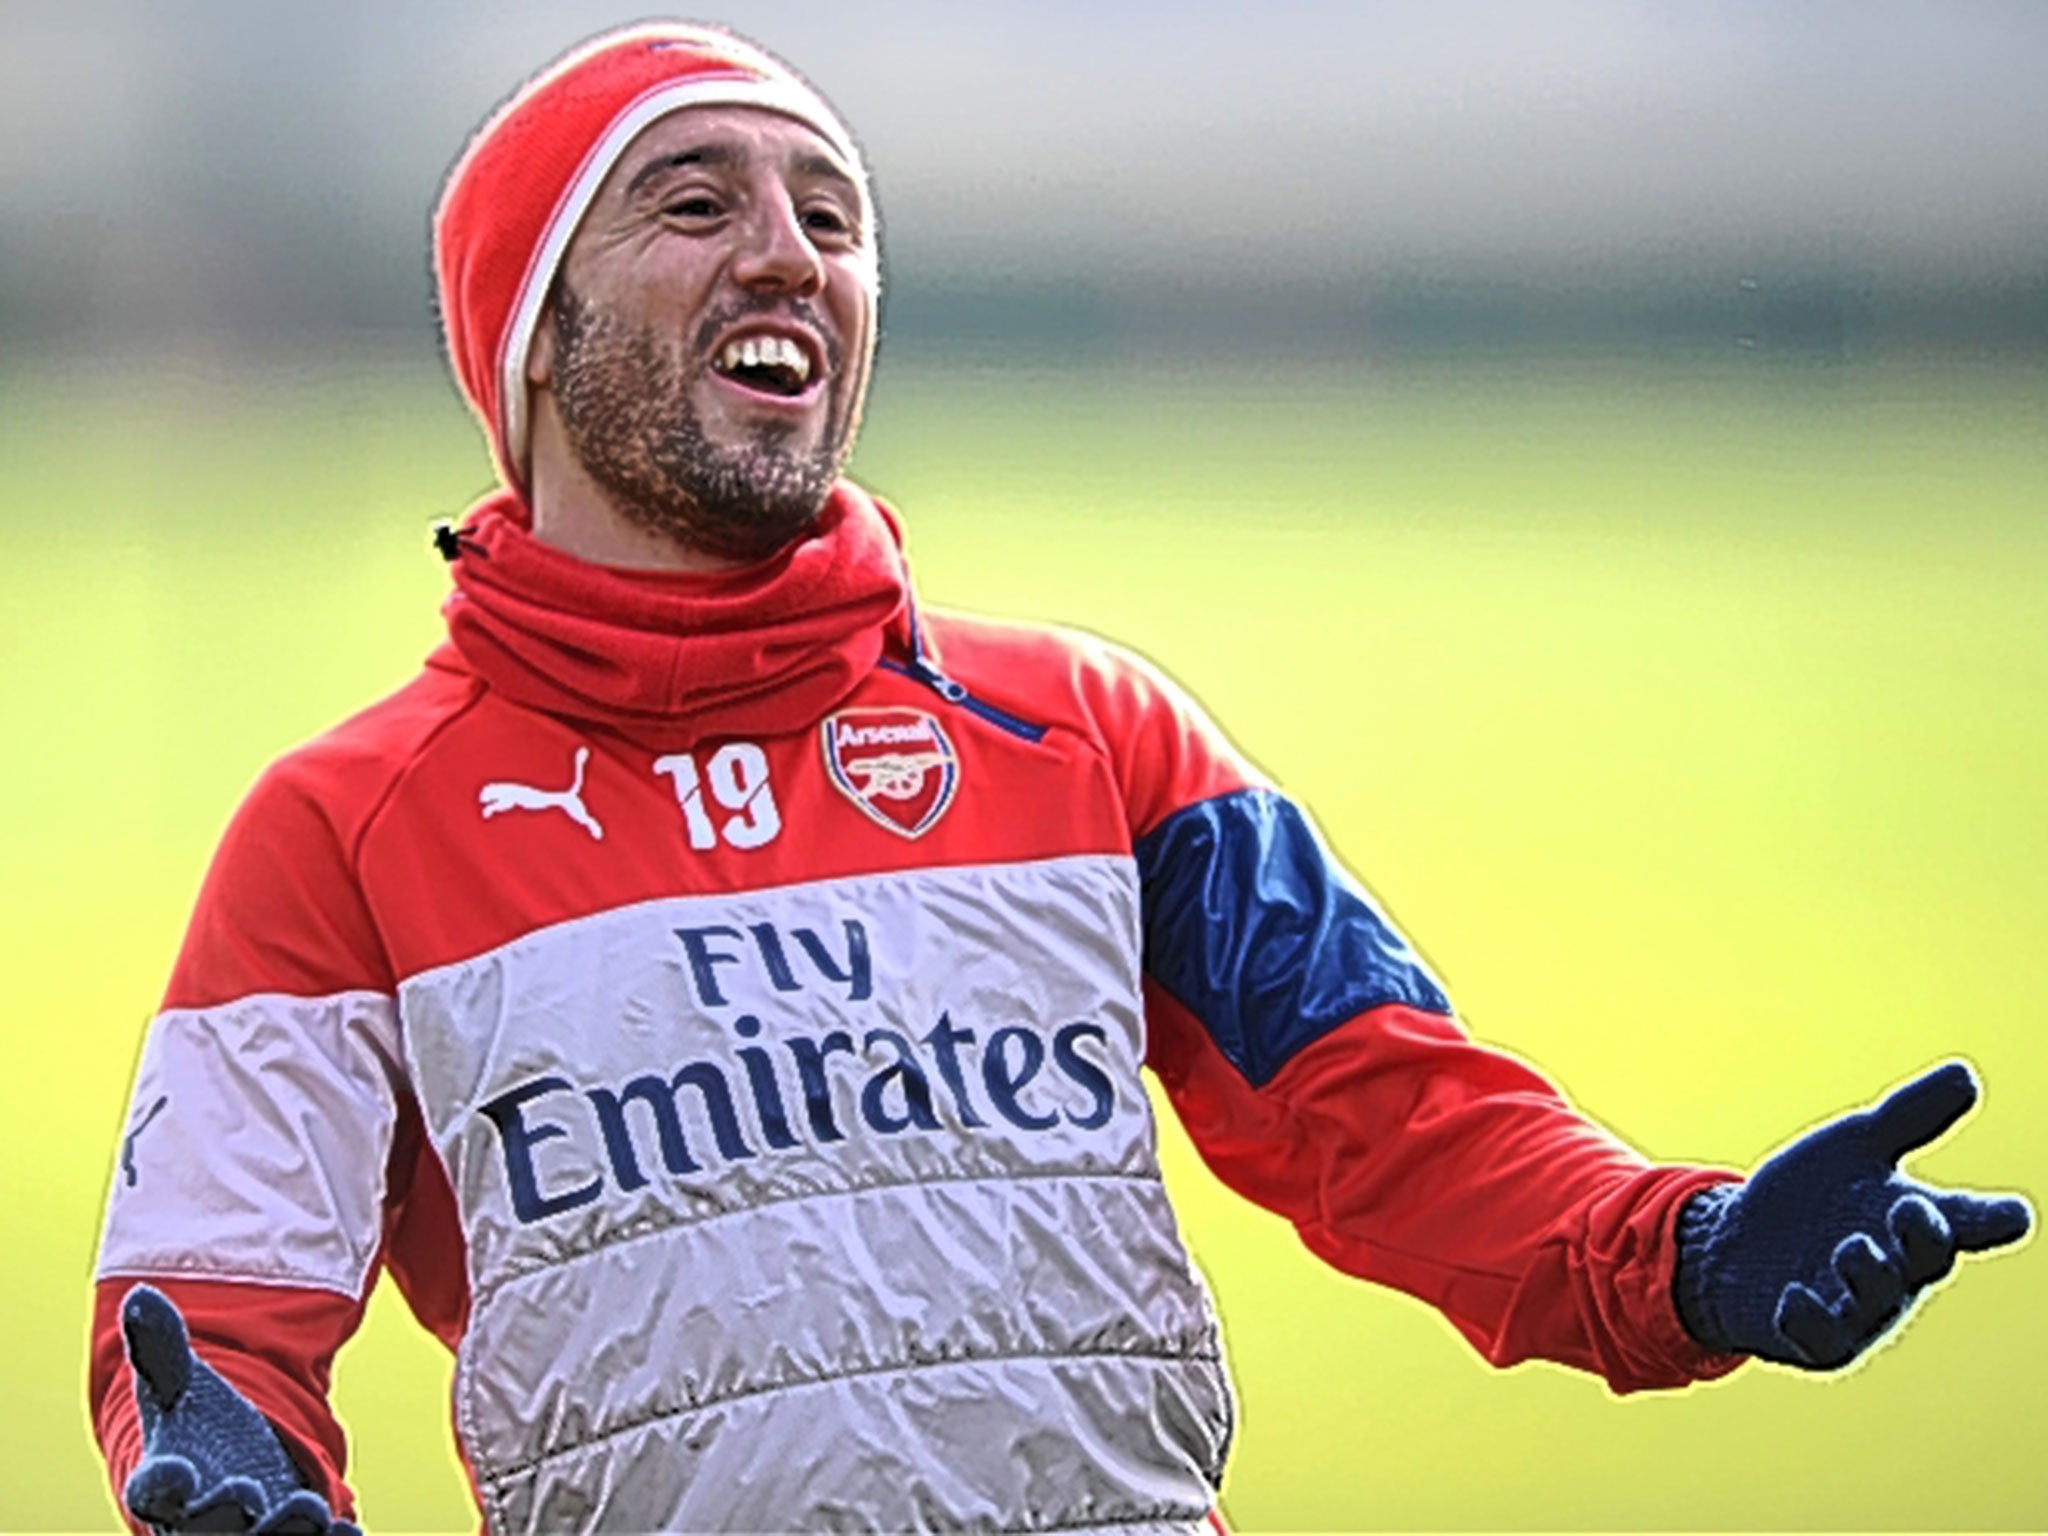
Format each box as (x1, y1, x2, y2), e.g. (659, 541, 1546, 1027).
(526, 296, 558, 389)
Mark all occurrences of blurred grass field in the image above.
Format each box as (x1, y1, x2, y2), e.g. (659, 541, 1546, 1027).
(4, 348, 2044, 1533)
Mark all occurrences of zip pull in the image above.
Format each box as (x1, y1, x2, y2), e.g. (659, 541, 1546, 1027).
(894, 604, 1048, 741)
(884, 656, 1048, 743)
(908, 655, 969, 704)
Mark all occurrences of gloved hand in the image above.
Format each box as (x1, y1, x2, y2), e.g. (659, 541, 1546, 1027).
(121, 1284, 361, 1535)
(1674, 1060, 2032, 1369)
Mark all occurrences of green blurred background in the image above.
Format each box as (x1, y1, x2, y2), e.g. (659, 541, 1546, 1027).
(5, 2, 2045, 1531)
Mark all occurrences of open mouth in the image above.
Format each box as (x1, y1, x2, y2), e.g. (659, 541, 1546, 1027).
(711, 334, 816, 399)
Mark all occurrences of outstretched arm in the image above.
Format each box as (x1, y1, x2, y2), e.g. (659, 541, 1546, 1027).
(1086, 640, 1744, 1390)
(1095, 639, 2031, 1390)
(92, 754, 406, 1528)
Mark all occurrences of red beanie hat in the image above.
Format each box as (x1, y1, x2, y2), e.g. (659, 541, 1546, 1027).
(433, 23, 864, 491)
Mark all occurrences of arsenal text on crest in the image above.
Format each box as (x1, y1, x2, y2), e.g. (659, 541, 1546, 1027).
(822, 708, 960, 838)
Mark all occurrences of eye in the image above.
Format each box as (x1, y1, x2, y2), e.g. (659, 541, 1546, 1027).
(802, 205, 856, 240)
(663, 195, 724, 221)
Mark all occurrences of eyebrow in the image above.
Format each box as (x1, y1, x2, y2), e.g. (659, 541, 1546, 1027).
(623, 143, 738, 201)
(795, 152, 860, 198)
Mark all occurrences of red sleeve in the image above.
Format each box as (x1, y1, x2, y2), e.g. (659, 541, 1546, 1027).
(1149, 991, 1746, 1392)
(91, 750, 413, 1526)
(1086, 642, 1746, 1391)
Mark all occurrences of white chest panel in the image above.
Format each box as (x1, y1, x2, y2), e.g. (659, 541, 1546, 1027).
(398, 853, 1232, 1534)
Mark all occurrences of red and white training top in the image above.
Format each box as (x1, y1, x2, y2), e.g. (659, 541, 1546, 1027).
(92, 486, 1739, 1535)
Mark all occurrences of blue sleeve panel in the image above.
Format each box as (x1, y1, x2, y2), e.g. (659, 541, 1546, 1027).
(1135, 788, 1452, 1089)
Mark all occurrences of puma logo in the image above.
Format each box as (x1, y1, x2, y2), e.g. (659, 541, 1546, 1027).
(479, 746, 606, 841)
(122, 1094, 169, 1188)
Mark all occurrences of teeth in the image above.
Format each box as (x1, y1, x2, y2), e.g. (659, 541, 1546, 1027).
(718, 335, 814, 385)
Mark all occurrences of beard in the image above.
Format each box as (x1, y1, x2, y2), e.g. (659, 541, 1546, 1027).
(546, 281, 855, 564)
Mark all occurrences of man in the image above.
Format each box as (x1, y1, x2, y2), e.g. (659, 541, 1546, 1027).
(91, 23, 2031, 1536)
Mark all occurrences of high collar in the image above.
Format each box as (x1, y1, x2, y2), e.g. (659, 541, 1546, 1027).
(441, 481, 915, 749)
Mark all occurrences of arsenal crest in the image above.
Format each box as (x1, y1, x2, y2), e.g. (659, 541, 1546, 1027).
(822, 708, 959, 838)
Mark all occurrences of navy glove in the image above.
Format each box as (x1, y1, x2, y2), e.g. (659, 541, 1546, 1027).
(1674, 1061, 2032, 1369)
(121, 1284, 361, 1536)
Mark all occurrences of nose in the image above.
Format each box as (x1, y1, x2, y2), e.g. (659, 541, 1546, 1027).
(731, 189, 825, 296)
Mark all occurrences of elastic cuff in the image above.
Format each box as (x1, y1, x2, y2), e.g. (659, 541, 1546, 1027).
(1672, 1181, 1742, 1354)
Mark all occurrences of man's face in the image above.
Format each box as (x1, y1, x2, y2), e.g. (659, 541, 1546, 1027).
(529, 105, 878, 563)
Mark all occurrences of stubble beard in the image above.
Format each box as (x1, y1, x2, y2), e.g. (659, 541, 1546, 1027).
(547, 282, 855, 564)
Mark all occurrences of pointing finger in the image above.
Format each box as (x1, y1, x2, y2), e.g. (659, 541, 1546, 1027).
(122, 1284, 194, 1409)
(1934, 1189, 2034, 1253)
(1863, 1061, 1978, 1164)
(1888, 1194, 1956, 1287)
